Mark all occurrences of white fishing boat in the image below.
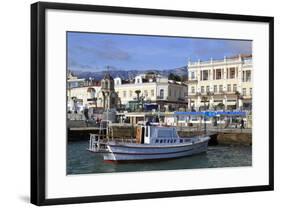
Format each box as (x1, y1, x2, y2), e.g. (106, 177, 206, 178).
(88, 122, 210, 162)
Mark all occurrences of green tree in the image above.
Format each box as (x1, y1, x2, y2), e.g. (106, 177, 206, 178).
(168, 73, 182, 81)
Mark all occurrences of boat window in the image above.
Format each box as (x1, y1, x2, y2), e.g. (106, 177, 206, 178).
(145, 126, 148, 137)
(155, 139, 159, 143)
(158, 129, 173, 138)
(160, 140, 163, 143)
(167, 140, 170, 143)
(174, 139, 177, 143)
(180, 139, 183, 143)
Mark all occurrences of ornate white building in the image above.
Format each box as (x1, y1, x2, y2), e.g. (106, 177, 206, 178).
(67, 72, 121, 111)
(187, 54, 252, 111)
(114, 73, 188, 111)
(67, 72, 102, 111)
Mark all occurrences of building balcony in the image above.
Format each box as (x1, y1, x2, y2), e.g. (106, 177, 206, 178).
(242, 95, 252, 100)
(156, 96, 166, 100)
(87, 98, 97, 102)
(178, 97, 186, 101)
(186, 79, 198, 84)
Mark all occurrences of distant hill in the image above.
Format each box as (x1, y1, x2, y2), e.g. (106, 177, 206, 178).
(71, 66, 188, 81)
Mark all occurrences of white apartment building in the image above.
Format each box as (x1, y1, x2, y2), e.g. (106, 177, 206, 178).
(67, 72, 103, 111)
(187, 54, 252, 111)
(114, 73, 188, 111)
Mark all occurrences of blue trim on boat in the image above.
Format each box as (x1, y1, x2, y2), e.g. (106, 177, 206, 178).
(108, 148, 196, 155)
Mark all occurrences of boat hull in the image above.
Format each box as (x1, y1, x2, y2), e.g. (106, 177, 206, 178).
(103, 136, 210, 161)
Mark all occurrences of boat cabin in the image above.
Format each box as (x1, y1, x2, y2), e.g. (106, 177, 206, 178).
(136, 125, 189, 145)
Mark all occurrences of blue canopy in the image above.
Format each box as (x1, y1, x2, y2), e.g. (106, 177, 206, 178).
(174, 111, 246, 117)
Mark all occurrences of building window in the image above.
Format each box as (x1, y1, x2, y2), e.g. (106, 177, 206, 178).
(191, 86, 195, 93)
(174, 89, 177, 97)
(159, 89, 164, 99)
(242, 88, 246, 96)
(202, 70, 209, 80)
(243, 71, 252, 82)
(150, 90, 154, 96)
(191, 72, 195, 79)
(246, 71, 251, 82)
(216, 69, 222, 80)
(129, 90, 132, 97)
(151, 89, 154, 96)
(219, 85, 223, 93)
(233, 84, 237, 92)
(144, 90, 148, 97)
(201, 86, 205, 93)
(229, 68, 236, 79)
(169, 88, 171, 96)
(213, 85, 217, 93)
(206, 86, 210, 93)
(227, 84, 231, 92)
(250, 88, 252, 96)
(123, 91, 126, 98)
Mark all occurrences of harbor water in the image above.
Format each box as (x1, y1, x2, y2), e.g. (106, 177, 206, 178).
(67, 140, 252, 174)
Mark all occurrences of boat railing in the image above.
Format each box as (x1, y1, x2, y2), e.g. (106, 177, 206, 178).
(89, 134, 137, 152)
(89, 134, 108, 152)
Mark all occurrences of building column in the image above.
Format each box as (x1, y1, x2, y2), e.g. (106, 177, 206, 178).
(210, 96, 214, 109)
(238, 99, 243, 109)
(197, 96, 201, 111)
(226, 68, 228, 79)
(188, 98, 192, 110)
(223, 95, 227, 110)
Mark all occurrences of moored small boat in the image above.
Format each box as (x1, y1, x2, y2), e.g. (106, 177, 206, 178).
(88, 122, 210, 162)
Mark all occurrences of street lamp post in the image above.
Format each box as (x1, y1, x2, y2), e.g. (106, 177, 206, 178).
(204, 102, 207, 135)
(202, 96, 208, 134)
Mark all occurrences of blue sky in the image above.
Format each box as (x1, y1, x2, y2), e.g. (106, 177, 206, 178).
(67, 32, 252, 71)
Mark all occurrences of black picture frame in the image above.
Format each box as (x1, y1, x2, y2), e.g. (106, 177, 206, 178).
(31, 1, 274, 206)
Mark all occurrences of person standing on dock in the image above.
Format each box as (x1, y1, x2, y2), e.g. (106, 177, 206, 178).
(240, 118, 245, 130)
(83, 105, 89, 126)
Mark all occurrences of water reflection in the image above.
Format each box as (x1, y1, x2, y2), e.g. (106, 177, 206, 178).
(67, 141, 252, 174)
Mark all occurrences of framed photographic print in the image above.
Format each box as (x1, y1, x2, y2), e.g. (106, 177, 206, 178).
(31, 1, 274, 206)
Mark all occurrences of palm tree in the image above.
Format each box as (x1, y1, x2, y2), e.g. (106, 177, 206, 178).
(135, 90, 141, 101)
(217, 103, 225, 110)
(135, 90, 141, 111)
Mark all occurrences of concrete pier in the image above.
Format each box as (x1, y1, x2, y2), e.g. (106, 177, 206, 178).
(68, 124, 252, 146)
